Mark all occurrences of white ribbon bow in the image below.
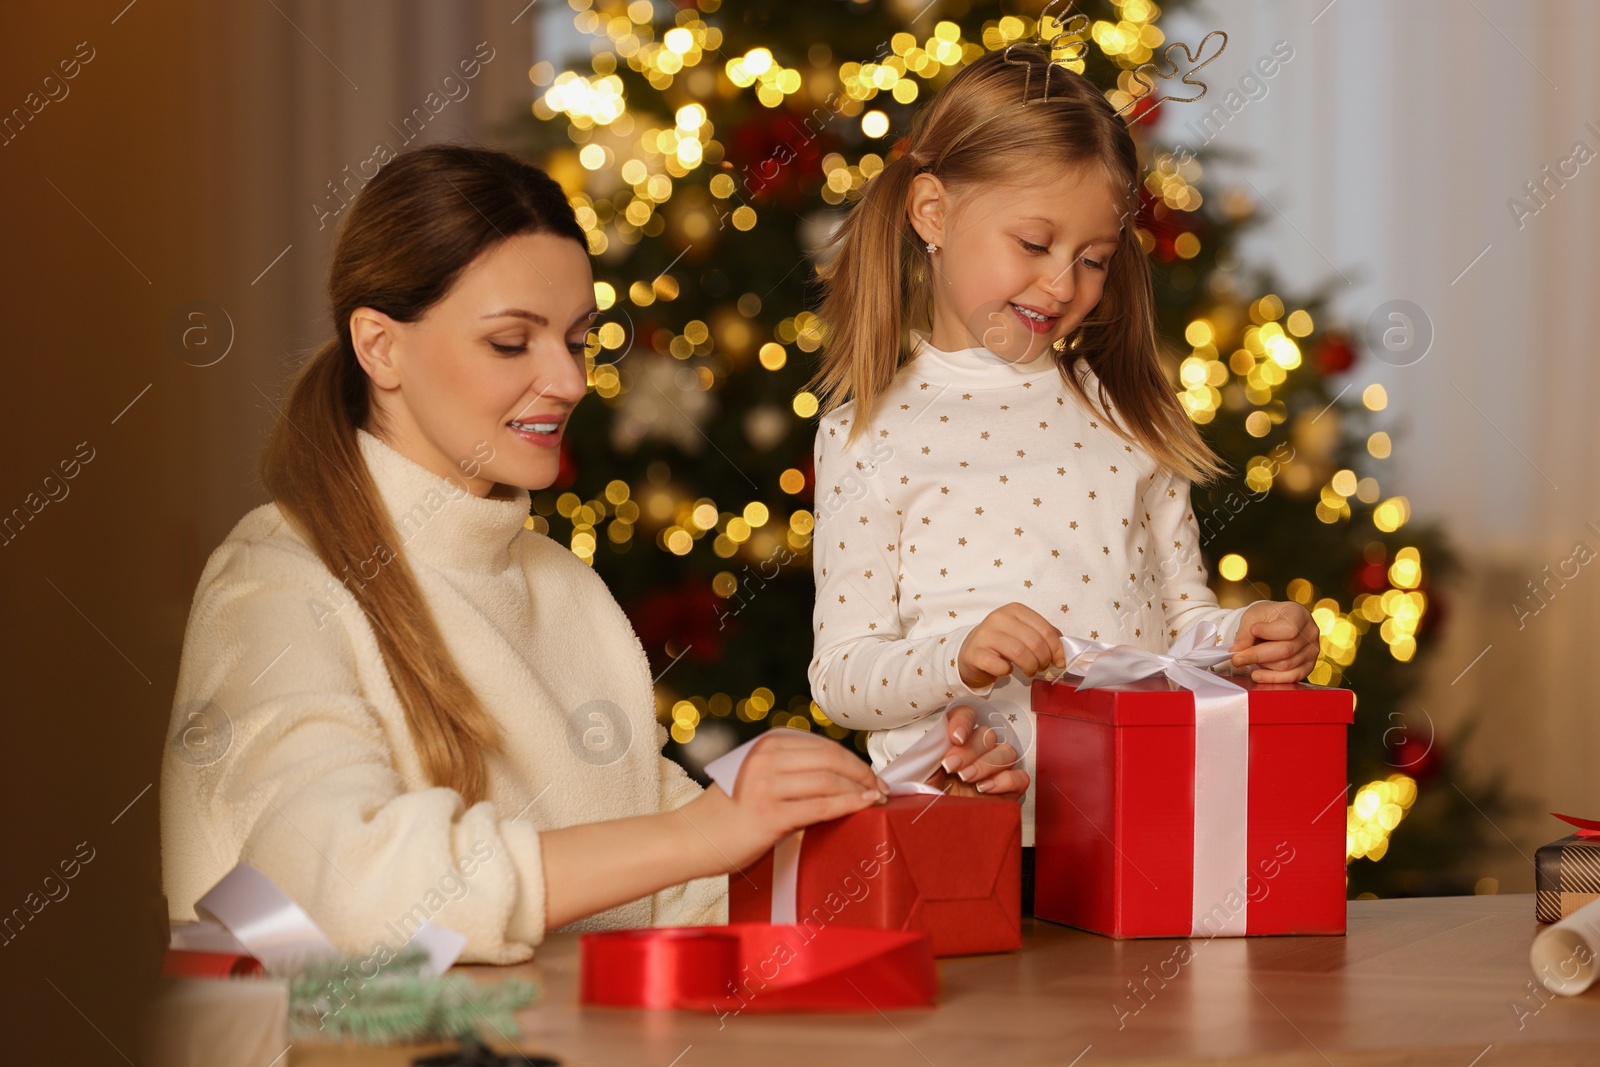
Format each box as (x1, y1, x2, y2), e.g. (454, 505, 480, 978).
(706, 699, 1025, 924)
(1059, 620, 1251, 937)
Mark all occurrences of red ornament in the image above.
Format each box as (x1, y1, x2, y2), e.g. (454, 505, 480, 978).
(1315, 331, 1357, 375)
(626, 581, 728, 671)
(725, 105, 841, 208)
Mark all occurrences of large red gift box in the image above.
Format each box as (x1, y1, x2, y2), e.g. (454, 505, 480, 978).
(1031, 671, 1353, 938)
(729, 794, 1022, 957)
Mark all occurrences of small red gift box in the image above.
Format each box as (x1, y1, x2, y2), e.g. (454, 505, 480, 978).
(729, 794, 1022, 957)
(1031, 671, 1353, 938)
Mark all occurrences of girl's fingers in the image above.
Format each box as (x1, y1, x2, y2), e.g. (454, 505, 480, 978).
(792, 788, 885, 826)
(975, 768, 1031, 798)
(957, 743, 1019, 781)
(945, 703, 978, 746)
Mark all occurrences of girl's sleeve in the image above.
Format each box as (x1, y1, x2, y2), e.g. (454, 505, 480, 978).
(807, 416, 991, 731)
(1144, 469, 1250, 647)
(650, 725, 728, 927)
(161, 541, 550, 965)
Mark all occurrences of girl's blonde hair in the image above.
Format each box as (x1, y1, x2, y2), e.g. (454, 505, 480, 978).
(810, 43, 1226, 484)
(260, 144, 587, 806)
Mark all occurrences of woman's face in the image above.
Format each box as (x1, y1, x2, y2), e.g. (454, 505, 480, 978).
(910, 164, 1126, 364)
(352, 231, 596, 498)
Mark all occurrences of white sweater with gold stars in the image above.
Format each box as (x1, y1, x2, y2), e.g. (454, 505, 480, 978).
(808, 330, 1247, 844)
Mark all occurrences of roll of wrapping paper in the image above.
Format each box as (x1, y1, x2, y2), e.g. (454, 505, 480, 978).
(162, 949, 266, 979)
(1531, 893, 1600, 995)
(580, 923, 937, 1012)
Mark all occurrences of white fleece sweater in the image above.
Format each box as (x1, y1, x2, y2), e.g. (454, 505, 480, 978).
(160, 428, 726, 964)
(809, 330, 1246, 845)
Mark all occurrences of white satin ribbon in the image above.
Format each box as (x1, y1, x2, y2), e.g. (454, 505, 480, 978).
(1060, 621, 1250, 937)
(193, 862, 466, 975)
(705, 699, 1025, 923)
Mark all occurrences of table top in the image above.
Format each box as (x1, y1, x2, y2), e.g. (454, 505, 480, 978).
(293, 895, 1600, 1067)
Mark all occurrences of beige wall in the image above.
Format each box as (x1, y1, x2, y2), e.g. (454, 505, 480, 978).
(0, 2, 544, 1056)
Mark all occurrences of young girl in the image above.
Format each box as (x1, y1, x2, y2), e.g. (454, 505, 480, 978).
(807, 46, 1319, 856)
(160, 144, 893, 964)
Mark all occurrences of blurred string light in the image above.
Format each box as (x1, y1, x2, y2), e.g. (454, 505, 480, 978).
(1347, 774, 1417, 863)
(660, 690, 854, 745)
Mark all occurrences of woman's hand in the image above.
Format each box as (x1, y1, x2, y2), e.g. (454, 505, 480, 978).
(1229, 600, 1320, 683)
(922, 704, 1031, 800)
(957, 602, 1066, 690)
(688, 731, 888, 874)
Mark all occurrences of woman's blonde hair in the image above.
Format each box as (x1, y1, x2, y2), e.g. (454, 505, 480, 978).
(260, 144, 586, 806)
(810, 44, 1226, 484)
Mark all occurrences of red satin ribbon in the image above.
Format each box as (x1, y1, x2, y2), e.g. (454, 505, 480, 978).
(1554, 812, 1600, 839)
(161, 949, 265, 978)
(580, 923, 937, 1012)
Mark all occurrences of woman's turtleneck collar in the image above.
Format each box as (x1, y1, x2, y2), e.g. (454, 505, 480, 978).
(904, 327, 1062, 386)
(355, 428, 530, 575)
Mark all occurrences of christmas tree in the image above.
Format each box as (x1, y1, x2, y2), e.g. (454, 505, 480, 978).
(511, 0, 1507, 897)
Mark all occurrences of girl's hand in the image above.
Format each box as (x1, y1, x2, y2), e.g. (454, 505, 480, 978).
(957, 602, 1066, 689)
(1229, 601, 1320, 683)
(923, 703, 1031, 800)
(694, 731, 889, 873)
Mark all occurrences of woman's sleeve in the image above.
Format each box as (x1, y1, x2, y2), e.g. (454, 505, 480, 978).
(1143, 469, 1249, 647)
(649, 724, 728, 926)
(807, 416, 991, 731)
(161, 541, 549, 965)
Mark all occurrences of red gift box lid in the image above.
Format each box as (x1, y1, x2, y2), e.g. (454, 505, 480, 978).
(1031, 670, 1354, 726)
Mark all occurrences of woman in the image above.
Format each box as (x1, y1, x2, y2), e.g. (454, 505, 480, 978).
(160, 144, 1023, 964)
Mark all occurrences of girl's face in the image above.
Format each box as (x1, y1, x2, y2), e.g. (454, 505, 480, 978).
(909, 164, 1126, 363)
(350, 231, 596, 499)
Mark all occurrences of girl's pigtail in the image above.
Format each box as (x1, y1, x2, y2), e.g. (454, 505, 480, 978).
(812, 150, 927, 447)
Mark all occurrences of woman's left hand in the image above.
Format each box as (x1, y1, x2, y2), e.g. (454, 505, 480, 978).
(923, 704, 1030, 800)
(1229, 600, 1320, 683)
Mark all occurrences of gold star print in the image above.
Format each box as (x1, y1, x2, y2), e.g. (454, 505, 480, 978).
(1090, 630, 1099, 639)
(980, 431, 990, 440)
(1074, 442, 1083, 449)
(864, 570, 873, 578)
(1102, 546, 1110, 555)
(1014, 527, 1024, 536)
(1110, 465, 1118, 473)
(1033, 498, 1042, 507)
(1024, 579, 1033, 588)
(957, 538, 967, 546)
(858, 516, 869, 525)
(975, 507, 984, 515)
(921, 516, 931, 525)
(1090, 421, 1099, 428)
(939, 568, 947, 576)
(1056, 397, 1064, 405)
(1173, 540, 1181, 548)
(916, 668, 923, 675)
(1170, 628, 1179, 638)
(910, 701, 919, 708)
(1089, 491, 1097, 499)
(940, 415, 949, 423)
(1039, 422, 1048, 429)
(838, 595, 846, 603)
(900, 404, 910, 410)
(999, 475, 1009, 484)
(1168, 488, 1177, 498)
(962, 393, 973, 400)
(1017, 449, 1026, 458)
(868, 622, 878, 630)
(1051, 549, 1061, 557)
(850, 684, 856, 692)
(881, 429, 890, 437)
(994, 559, 1003, 567)
(838, 541, 845, 549)
(900, 475, 909, 484)
(1081, 574, 1091, 583)
(949, 610, 958, 617)
(1125, 446, 1133, 453)
(829, 427, 837, 437)
(1056, 467, 1066, 475)
(1069, 521, 1077, 530)
(1135, 628, 1142, 637)
(832, 485, 842, 495)
(1113, 600, 1122, 609)
(920, 382, 930, 390)
(1122, 518, 1130, 526)
(882, 678, 888, 686)
(940, 486, 950, 494)
(1000, 404, 1010, 410)
(1180, 593, 1189, 600)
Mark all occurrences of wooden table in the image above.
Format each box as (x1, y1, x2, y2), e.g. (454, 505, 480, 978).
(293, 895, 1600, 1066)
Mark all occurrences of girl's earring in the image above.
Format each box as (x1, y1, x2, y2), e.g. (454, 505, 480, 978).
(1055, 328, 1085, 354)
(925, 241, 938, 254)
